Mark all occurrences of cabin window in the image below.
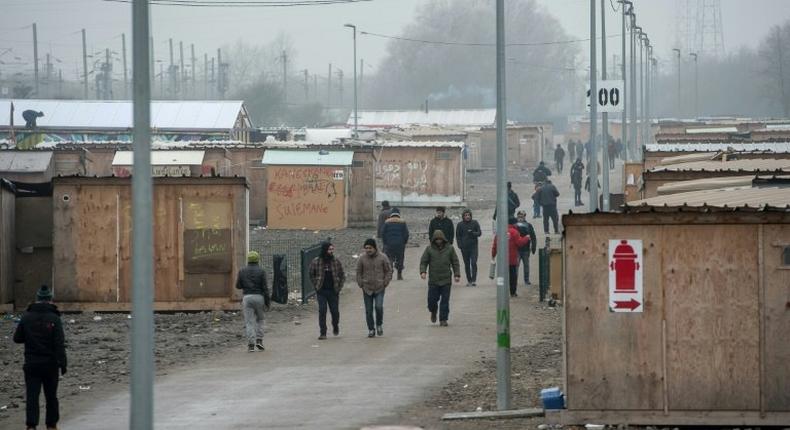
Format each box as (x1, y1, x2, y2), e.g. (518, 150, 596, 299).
(783, 246, 790, 267)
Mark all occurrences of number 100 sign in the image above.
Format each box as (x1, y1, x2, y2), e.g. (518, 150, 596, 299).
(586, 80, 624, 113)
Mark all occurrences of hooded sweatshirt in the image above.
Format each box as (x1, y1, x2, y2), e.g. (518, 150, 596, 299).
(455, 210, 482, 249)
(13, 302, 68, 370)
(419, 230, 460, 286)
(492, 224, 531, 266)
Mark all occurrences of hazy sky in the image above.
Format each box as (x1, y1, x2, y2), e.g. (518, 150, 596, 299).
(1, 0, 789, 82)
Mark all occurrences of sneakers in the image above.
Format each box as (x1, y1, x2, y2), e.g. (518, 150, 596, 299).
(318, 334, 327, 340)
(333, 326, 340, 336)
(255, 339, 265, 351)
(471, 282, 477, 287)
(439, 321, 448, 327)
(247, 344, 255, 352)
(397, 270, 403, 280)
(368, 330, 376, 338)
(376, 325, 383, 336)
(430, 311, 437, 323)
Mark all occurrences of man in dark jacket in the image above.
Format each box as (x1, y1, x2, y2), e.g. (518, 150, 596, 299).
(570, 158, 584, 206)
(13, 285, 67, 430)
(554, 144, 566, 174)
(235, 251, 271, 352)
(455, 209, 482, 286)
(533, 161, 552, 184)
(376, 200, 392, 239)
(419, 231, 460, 326)
(381, 208, 409, 280)
(428, 207, 454, 246)
(515, 210, 537, 286)
(356, 238, 393, 338)
(492, 181, 520, 221)
(309, 241, 345, 340)
(538, 179, 560, 234)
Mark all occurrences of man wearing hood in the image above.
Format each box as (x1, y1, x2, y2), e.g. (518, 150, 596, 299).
(309, 241, 345, 340)
(235, 250, 271, 352)
(492, 217, 531, 297)
(419, 231, 461, 326)
(428, 207, 455, 246)
(14, 285, 67, 430)
(381, 208, 409, 280)
(516, 210, 537, 286)
(455, 209, 482, 286)
(356, 238, 393, 338)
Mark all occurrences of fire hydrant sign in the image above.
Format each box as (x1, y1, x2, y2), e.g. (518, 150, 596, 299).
(608, 239, 643, 313)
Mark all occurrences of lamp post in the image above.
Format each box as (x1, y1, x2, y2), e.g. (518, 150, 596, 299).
(689, 52, 698, 119)
(672, 48, 681, 118)
(344, 23, 358, 139)
(589, 0, 598, 211)
(619, 1, 632, 161)
(631, 23, 640, 161)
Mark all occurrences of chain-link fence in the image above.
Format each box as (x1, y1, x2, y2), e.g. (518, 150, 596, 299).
(249, 233, 326, 304)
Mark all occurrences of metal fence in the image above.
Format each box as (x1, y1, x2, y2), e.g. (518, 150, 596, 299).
(249, 235, 323, 304)
(299, 243, 322, 304)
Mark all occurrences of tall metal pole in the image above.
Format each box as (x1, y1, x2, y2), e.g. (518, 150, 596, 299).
(130, 0, 154, 428)
(327, 63, 332, 108)
(673, 48, 681, 118)
(690, 52, 698, 118)
(191, 44, 196, 98)
(82, 29, 89, 99)
(122, 33, 128, 99)
(494, 0, 511, 411)
(344, 24, 358, 138)
(179, 41, 184, 98)
(33, 23, 39, 97)
(600, 0, 610, 211)
(105, 48, 112, 100)
(645, 44, 651, 146)
(639, 35, 646, 157)
(204, 53, 208, 98)
(149, 37, 154, 98)
(630, 23, 639, 163)
(282, 50, 287, 103)
(621, 2, 630, 162)
(589, 0, 599, 211)
(216, 48, 222, 98)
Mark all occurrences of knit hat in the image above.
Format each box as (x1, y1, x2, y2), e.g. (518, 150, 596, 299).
(363, 238, 377, 249)
(247, 250, 260, 264)
(508, 216, 518, 225)
(36, 285, 53, 301)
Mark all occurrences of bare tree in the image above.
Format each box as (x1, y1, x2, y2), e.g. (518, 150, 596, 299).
(759, 21, 790, 117)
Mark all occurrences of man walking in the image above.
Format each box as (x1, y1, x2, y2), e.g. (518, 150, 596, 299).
(492, 218, 531, 297)
(419, 231, 460, 327)
(428, 207, 455, 246)
(14, 285, 67, 430)
(455, 209, 482, 286)
(570, 158, 584, 206)
(309, 241, 345, 340)
(376, 200, 392, 240)
(356, 238, 393, 338)
(515, 210, 537, 286)
(493, 181, 520, 221)
(532, 161, 552, 184)
(235, 251, 271, 352)
(538, 179, 561, 234)
(554, 144, 566, 174)
(382, 208, 409, 280)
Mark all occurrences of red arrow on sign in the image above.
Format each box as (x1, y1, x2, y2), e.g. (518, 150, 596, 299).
(613, 299, 641, 310)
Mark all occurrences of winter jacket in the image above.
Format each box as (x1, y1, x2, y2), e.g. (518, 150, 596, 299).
(516, 221, 537, 254)
(570, 160, 584, 187)
(356, 250, 393, 295)
(419, 231, 460, 286)
(493, 190, 521, 220)
(492, 224, 531, 266)
(537, 182, 560, 206)
(235, 263, 271, 305)
(533, 165, 552, 183)
(382, 216, 410, 249)
(376, 208, 393, 238)
(428, 217, 455, 245)
(309, 257, 345, 293)
(13, 302, 67, 371)
(554, 147, 566, 163)
(455, 219, 482, 249)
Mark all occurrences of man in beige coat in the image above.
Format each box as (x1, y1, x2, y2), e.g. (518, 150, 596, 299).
(356, 238, 393, 338)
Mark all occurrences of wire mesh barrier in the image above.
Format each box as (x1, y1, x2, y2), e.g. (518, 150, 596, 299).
(300, 243, 323, 304)
(538, 247, 550, 302)
(249, 235, 324, 305)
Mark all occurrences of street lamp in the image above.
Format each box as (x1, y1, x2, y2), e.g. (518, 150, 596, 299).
(672, 48, 681, 118)
(689, 52, 698, 119)
(618, 0, 632, 161)
(344, 23, 358, 139)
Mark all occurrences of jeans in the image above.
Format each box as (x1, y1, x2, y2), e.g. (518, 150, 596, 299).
(384, 245, 406, 272)
(518, 250, 531, 285)
(533, 201, 541, 218)
(542, 204, 559, 234)
(556, 159, 564, 173)
(459, 245, 479, 283)
(24, 364, 60, 428)
(363, 291, 385, 330)
(427, 283, 452, 322)
(573, 185, 582, 205)
(242, 294, 265, 344)
(316, 288, 340, 336)
(509, 265, 518, 295)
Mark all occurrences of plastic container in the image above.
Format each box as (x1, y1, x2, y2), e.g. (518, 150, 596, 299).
(540, 387, 565, 410)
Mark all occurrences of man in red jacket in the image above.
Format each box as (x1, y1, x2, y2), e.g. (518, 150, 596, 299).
(492, 217, 531, 297)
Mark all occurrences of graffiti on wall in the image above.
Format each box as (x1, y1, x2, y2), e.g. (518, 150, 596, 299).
(375, 159, 429, 194)
(266, 166, 344, 229)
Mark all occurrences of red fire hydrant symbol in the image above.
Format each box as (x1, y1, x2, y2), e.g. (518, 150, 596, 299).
(610, 240, 639, 293)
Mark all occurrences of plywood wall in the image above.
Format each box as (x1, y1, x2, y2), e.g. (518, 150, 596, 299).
(375, 146, 463, 205)
(0, 188, 14, 305)
(763, 225, 790, 412)
(265, 165, 346, 230)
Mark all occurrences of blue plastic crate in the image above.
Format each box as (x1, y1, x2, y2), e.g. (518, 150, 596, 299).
(540, 387, 565, 410)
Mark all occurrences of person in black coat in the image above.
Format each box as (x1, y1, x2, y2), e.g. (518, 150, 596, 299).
(455, 209, 482, 286)
(570, 158, 584, 206)
(532, 161, 552, 184)
(554, 144, 566, 174)
(13, 285, 67, 430)
(428, 207, 454, 246)
(537, 179, 560, 234)
(515, 210, 538, 286)
(382, 208, 410, 280)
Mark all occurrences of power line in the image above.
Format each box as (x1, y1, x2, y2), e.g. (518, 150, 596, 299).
(101, 0, 372, 6)
(359, 30, 622, 47)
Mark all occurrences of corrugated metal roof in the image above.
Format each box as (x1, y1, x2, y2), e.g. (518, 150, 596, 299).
(261, 149, 354, 166)
(657, 175, 755, 195)
(686, 127, 739, 134)
(659, 152, 718, 165)
(0, 99, 246, 130)
(651, 159, 790, 173)
(645, 142, 790, 152)
(303, 128, 352, 143)
(765, 124, 790, 130)
(0, 151, 52, 172)
(385, 126, 468, 137)
(381, 140, 465, 148)
(350, 109, 495, 128)
(630, 186, 790, 208)
(112, 151, 205, 166)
